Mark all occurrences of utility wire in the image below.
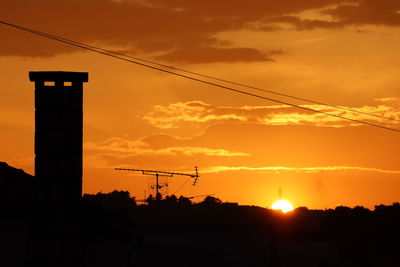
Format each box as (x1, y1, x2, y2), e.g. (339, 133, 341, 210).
(1, 20, 399, 133)
(2, 20, 397, 123)
(171, 177, 191, 195)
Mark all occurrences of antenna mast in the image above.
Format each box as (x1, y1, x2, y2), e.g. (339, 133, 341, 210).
(115, 166, 200, 199)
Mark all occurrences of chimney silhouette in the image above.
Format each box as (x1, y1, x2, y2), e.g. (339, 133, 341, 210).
(29, 71, 88, 202)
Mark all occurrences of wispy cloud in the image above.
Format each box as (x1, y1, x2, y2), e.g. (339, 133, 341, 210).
(143, 101, 247, 129)
(203, 165, 400, 174)
(143, 101, 400, 129)
(374, 97, 399, 103)
(85, 136, 249, 157)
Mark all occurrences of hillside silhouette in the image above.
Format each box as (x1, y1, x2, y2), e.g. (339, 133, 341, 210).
(1, 162, 400, 266)
(0, 161, 35, 204)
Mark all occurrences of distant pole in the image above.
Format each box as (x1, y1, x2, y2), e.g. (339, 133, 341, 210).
(155, 173, 159, 225)
(156, 173, 159, 200)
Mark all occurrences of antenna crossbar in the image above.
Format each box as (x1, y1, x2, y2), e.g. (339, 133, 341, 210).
(115, 168, 199, 179)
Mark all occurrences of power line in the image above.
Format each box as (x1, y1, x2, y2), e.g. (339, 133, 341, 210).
(171, 177, 191, 195)
(1, 20, 399, 133)
(2, 20, 398, 123)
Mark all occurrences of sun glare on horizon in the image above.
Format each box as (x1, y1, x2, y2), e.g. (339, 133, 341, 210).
(271, 200, 294, 213)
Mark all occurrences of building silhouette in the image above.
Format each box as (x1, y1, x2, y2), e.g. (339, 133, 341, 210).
(0, 161, 34, 204)
(29, 71, 88, 202)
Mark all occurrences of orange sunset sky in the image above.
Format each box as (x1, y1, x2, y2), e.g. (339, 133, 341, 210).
(1, 0, 400, 209)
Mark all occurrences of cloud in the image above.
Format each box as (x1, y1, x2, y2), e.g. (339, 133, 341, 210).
(84, 135, 249, 169)
(143, 100, 400, 129)
(203, 165, 400, 174)
(1, 0, 361, 62)
(0, 0, 279, 61)
(156, 46, 274, 64)
(374, 97, 399, 102)
(258, 15, 341, 31)
(84, 136, 249, 157)
(326, 0, 400, 27)
(246, 0, 400, 30)
(83, 115, 400, 174)
(3, 0, 400, 62)
(143, 101, 247, 129)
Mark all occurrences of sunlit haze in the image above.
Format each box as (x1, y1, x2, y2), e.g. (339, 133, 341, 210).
(272, 200, 294, 213)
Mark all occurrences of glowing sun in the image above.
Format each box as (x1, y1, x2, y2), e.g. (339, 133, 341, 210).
(272, 200, 294, 213)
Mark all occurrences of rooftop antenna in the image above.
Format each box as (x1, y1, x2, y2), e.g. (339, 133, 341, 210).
(133, 194, 214, 203)
(115, 166, 200, 200)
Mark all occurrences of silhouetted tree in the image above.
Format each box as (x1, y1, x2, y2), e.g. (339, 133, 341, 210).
(177, 196, 192, 207)
(146, 194, 154, 205)
(199, 196, 222, 207)
(352, 205, 371, 216)
(335, 205, 352, 215)
(164, 195, 178, 206)
(294, 207, 309, 214)
(82, 190, 136, 209)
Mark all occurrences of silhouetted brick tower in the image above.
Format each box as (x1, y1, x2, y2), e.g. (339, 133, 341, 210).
(29, 71, 88, 202)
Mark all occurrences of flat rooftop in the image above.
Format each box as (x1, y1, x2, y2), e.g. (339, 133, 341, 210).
(29, 71, 88, 82)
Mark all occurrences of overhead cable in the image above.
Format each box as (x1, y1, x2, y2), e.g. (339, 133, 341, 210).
(1, 20, 399, 133)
